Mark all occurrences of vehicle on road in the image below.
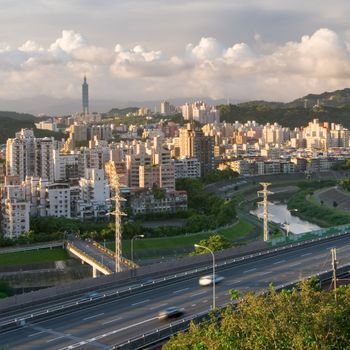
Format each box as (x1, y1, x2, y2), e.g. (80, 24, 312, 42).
(158, 307, 184, 320)
(199, 274, 224, 286)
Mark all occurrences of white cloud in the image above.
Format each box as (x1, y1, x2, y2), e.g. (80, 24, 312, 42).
(187, 37, 223, 60)
(49, 30, 86, 53)
(1, 28, 350, 105)
(19, 40, 43, 52)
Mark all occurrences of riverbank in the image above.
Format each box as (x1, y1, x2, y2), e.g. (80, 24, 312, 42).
(287, 181, 350, 227)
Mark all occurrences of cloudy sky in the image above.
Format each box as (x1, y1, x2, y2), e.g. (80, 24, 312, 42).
(1, 0, 350, 111)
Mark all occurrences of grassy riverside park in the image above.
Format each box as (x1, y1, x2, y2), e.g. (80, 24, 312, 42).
(0, 248, 68, 267)
(107, 219, 254, 253)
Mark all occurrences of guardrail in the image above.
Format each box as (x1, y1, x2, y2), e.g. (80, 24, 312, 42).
(66, 242, 112, 275)
(270, 223, 350, 246)
(0, 231, 349, 332)
(112, 263, 350, 350)
(0, 241, 64, 254)
(86, 239, 139, 269)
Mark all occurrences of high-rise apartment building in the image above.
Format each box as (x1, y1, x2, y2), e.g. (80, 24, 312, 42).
(160, 100, 170, 115)
(1, 185, 30, 239)
(179, 124, 214, 175)
(6, 130, 55, 182)
(53, 151, 80, 182)
(6, 129, 35, 182)
(35, 137, 54, 181)
(181, 101, 220, 124)
(78, 168, 110, 218)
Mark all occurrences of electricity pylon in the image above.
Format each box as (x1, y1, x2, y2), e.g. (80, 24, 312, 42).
(107, 161, 126, 272)
(258, 183, 273, 242)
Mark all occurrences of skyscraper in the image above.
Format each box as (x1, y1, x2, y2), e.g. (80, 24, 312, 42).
(82, 75, 89, 115)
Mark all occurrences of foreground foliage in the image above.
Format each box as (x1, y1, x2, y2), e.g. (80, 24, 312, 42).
(165, 281, 350, 350)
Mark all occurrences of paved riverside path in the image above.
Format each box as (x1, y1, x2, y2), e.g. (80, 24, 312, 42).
(1, 234, 350, 350)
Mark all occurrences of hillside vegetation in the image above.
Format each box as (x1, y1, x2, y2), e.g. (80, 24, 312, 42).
(0, 111, 65, 144)
(219, 87, 350, 128)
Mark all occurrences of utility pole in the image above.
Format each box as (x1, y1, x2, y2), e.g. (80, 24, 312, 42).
(331, 247, 337, 300)
(257, 183, 273, 242)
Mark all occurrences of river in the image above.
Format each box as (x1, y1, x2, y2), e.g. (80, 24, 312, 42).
(250, 203, 321, 234)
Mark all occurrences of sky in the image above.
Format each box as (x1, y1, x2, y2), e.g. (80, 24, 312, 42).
(1, 0, 350, 111)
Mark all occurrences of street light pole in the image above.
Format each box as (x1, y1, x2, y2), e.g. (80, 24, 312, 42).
(131, 235, 144, 263)
(194, 244, 216, 310)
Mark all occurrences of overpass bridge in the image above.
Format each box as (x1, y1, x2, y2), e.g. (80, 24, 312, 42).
(1, 233, 350, 350)
(66, 238, 138, 277)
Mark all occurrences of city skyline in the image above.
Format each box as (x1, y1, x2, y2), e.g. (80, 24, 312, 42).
(1, 1, 350, 114)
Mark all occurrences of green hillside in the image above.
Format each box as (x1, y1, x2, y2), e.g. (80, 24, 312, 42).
(219, 88, 350, 129)
(107, 107, 139, 117)
(0, 111, 66, 144)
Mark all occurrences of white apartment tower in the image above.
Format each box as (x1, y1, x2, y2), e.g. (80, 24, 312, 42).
(35, 137, 54, 181)
(79, 168, 110, 204)
(6, 129, 35, 182)
(160, 101, 170, 115)
(1, 185, 30, 239)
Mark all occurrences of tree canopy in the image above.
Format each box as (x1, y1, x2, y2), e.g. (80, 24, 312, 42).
(190, 234, 231, 255)
(165, 280, 350, 350)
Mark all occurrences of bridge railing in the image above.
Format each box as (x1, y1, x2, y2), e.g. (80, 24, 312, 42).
(86, 238, 139, 269)
(66, 242, 112, 275)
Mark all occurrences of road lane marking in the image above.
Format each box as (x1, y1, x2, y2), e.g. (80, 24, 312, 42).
(243, 268, 256, 273)
(203, 299, 208, 303)
(28, 331, 45, 337)
(273, 260, 286, 265)
(57, 317, 159, 349)
(83, 313, 104, 321)
(191, 304, 197, 307)
(289, 262, 302, 267)
(47, 335, 66, 343)
(173, 288, 189, 294)
(101, 317, 122, 325)
(190, 291, 207, 297)
(229, 280, 241, 285)
(259, 271, 272, 276)
(131, 299, 150, 306)
(149, 303, 168, 310)
(301, 253, 312, 257)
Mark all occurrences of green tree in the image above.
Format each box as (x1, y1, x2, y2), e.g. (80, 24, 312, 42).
(164, 280, 350, 350)
(190, 234, 231, 256)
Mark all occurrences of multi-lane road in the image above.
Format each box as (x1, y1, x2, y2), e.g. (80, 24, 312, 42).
(1, 235, 350, 350)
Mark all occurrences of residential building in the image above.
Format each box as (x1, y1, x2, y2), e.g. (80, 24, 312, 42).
(130, 189, 187, 215)
(173, 157, 201, 178)
(1, 185, 30, 239)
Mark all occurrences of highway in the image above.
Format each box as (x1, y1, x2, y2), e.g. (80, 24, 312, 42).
(1, 235, 350, 350)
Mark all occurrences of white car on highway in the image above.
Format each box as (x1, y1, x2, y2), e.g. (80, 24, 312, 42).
(199, 274, 224, 286)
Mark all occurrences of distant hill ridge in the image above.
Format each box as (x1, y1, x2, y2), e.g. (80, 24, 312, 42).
(1, 87, 350, 142)
(219, 87, 350, 129)
(0, 111, 64, 145)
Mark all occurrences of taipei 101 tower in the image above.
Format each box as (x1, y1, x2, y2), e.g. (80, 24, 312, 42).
(82, 75, 89, 115)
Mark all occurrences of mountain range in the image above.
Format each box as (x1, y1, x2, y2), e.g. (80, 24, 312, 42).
(1, 88, 350, 144)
